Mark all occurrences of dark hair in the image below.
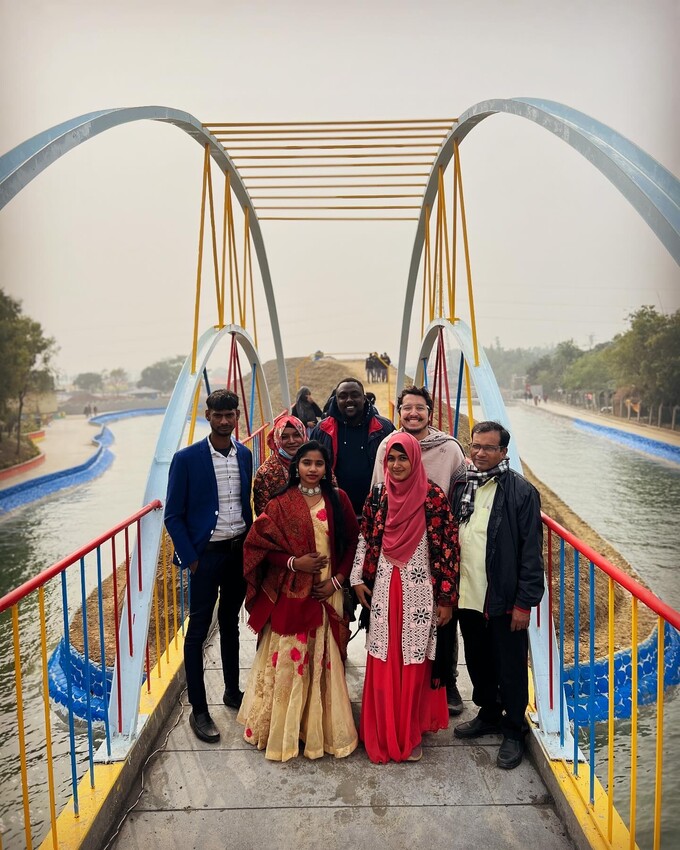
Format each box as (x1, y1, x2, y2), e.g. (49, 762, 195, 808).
(335, 377, 365, 394)
(397, 385, 432, 411)
(471, 420, 510, 449)
(387, 441, 407, 455)
(206, 389, 239, 411)
(286, 440, 346, 559)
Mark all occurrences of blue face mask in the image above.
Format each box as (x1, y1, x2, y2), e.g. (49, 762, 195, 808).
(278, 447, 294, 460)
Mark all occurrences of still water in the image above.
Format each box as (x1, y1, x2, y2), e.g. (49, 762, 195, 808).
(0, 409, 678, 847)
(507, 402, 680, 849)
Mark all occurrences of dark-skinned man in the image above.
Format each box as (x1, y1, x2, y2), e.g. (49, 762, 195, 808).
(310, 377, 394, 517)
(450, 421, 544, 769)
(165, 389, 253, 744)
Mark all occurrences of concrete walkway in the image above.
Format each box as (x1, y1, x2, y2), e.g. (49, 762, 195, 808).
(0, 416, 99, 491)
(111, 625, 574, 850)
(528, 400, 680, 448)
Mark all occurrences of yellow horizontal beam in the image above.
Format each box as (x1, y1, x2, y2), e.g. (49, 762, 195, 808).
(250, 194, 422, 201)
(225, 143, 439, 152)
(232, 152, 435, 160)
(244, 182, 427, 189)
(242, 172, 429, 179)
(254, 204, 420, 210)
(258, 216, 419, 221)
(212, 133, 448, 142)
(238, 163, 432, 170)
(204, 118, 457, 127)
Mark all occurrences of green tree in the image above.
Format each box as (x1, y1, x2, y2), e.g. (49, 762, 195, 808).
(562, 343, 615, 392)
(107, 368, 129, 395)
(138, 356, 185, 392)
(8, 315, 57, 454)
(0, 290, 22, 428)
(74, 372, 103, 392)
(610, 306, 680, 405)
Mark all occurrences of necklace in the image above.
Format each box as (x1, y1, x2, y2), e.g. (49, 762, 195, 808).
(299, 484, 322, 496)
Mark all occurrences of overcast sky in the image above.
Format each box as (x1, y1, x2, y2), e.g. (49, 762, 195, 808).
(1, 0, 678, 382)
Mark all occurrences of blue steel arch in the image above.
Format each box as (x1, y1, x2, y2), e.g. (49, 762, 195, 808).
(0, 106, 290, 407)
(110, 324, 271, 739)
(396, 97, 680, 393)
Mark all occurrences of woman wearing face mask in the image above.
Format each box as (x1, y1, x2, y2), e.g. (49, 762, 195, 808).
(350, 432, 459, 763)
(253, 414, 307, 516)
(239, 441, 359, 761)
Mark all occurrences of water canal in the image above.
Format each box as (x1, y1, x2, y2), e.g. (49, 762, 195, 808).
(0, 409, 678, 848)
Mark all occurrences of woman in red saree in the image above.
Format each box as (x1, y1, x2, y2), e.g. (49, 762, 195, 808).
(238, 440, 359, 761)
(351, 432, 459, 763)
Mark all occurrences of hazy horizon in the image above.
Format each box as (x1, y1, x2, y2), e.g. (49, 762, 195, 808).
(2, 0, 678, 380)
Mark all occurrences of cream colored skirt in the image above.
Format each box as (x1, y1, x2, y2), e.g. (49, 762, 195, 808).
(237, 595, 357, 761)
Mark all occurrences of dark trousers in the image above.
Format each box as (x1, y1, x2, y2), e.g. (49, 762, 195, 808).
(441, 612, 460, 690)
(458, 609, 529, 740)
(184, 540, 246, 715)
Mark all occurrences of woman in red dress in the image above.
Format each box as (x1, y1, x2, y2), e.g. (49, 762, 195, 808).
(351, 432, 459, 763)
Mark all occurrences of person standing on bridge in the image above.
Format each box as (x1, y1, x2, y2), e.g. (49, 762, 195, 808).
(291, 386, 323, 434)
(310, 377, 395, 517)
(239, 440, 359, 761)
(370, 386, 467, 717)
(164, 389, 253, 744)
(252, 413, 306, 516)
(451, 421, 544, 769)
(351, 432, 459, 763)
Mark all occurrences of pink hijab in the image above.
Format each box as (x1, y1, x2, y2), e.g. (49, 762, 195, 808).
(382, 432, 428, 566)
(267, 414, 306, 456)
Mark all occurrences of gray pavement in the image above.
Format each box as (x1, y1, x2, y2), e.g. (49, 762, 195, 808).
(110, 622, 574, 850)
(0, 415, 99, 490)
(526, 400, 680, 448)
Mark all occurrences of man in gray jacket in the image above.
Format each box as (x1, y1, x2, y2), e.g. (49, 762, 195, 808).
(371, 385, 466, 714)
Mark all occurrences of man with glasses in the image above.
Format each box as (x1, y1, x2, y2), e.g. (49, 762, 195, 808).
(451, 421, 544, 769)
(371, 385, 467, 714)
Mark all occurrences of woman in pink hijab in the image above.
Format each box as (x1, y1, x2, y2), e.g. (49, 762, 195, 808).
(350, 432, 459, 762)
(253, 414, 307, 516)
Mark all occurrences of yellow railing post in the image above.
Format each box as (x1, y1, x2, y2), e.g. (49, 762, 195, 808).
(12, 605, 33, 850)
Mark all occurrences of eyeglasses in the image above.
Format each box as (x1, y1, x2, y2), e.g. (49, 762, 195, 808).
(470, 444, 503, 452)
(399, 405, 429, 413)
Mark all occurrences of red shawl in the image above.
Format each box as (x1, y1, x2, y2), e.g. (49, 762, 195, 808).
(243, 486, 358, 659)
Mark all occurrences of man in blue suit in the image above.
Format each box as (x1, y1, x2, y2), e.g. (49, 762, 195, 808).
(165, 389, 253, 743)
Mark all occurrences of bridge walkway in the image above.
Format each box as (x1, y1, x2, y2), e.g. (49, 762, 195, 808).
(110, 623, 574, 850)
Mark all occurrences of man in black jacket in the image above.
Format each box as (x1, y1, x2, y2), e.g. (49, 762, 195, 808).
(451, 421, 544, 769)
(310, 378, 394, 517)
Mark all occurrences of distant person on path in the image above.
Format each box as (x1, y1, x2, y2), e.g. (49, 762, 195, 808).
(164, 389, 253, 744)
(310, 377, 395, 517)
(351, 432, 459, 763)
(365, 391, 379, 414)
(450, 421, 544, 769)
(371, 386, 467, 716)
(238, 440, 359, 761)
(253, 414, 306, 516)
(292, 386, 323, 433)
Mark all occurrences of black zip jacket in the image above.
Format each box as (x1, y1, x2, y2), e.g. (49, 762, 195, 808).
(451, 469, 544, 616)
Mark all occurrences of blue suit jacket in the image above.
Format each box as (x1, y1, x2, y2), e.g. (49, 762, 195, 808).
(164, 436, 253, 568)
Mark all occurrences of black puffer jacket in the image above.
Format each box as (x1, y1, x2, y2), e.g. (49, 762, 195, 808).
(451, 469, 544, 616)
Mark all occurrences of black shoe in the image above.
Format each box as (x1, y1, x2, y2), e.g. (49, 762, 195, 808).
(189, 711, 220, 743)
(453, 715, 501, 739)
(497, 736, 524, 769)
(223, 688, 244, 709)
(446, 684, 464, 716)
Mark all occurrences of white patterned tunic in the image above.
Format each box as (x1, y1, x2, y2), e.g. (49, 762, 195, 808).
(350, 532, 437, 665)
